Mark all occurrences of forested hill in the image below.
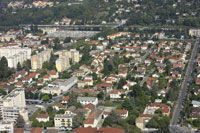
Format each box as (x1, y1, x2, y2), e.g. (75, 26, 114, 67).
(0, 0, 200, 28)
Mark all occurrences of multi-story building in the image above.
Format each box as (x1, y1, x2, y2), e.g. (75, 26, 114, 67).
(31, 49, 52, 70)
(0, 88, 28, 122)
(70, 49, 80, 63)
(60, 50, 80, 62)
(0, 47, 31, 68)
(55, 49, 80, 72)
(0, 121, 14, 133)
(56, 56, 70, 72)
(54, 114, 74, 130)
(189, 29, 200, 37)
(77, 97, 98, 105)
(40, 77, 78, 95)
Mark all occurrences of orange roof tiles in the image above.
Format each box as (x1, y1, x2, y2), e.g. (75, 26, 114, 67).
(139, 114, 153, 117)
(30, 128, 43, 133)
(62, 96, 69, 101)
(115, 109, 128, 114)
(37, 114, 49, 118)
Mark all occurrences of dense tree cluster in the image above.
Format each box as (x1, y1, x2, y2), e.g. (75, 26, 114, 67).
(0, 56, 15, 81)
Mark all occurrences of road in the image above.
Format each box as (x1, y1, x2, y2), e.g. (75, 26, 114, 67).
(140, 68, 155, 87)
(140, 47, 153, 64)
(139, 47, 154, 87)
(170, 39, 199, 132)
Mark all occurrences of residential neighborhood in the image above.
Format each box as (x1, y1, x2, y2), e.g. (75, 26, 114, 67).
(0, 0, 200, 132)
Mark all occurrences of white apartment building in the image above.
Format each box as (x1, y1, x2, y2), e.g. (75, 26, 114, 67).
(58, 49, 80, 63)
(0, 88, 28, 122)
(189, 29, 200, 37)
(55, 49, 80, 72)
(77, 97, 98, 105)
(0, 121, 14, 133)
(41, 77, 78, 95)
(56, 56, 70, 72)
(0, 47, 31, 68)
(54, 114, 74, 130)
(31, 49, 52, 70)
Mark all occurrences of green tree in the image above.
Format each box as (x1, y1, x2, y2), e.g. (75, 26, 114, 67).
(193, 119, 200, 127)
(0, 56, 8, 79)
(16, 115, 25, 128)
(109, 110, 121, 122)
(17, 62, 22, 71)
(122, 99, 133, 111)
(57, 109, 65, 114)
(102, 117, 112, 127)
(46, 106, 53, 114)
(72, 112, 84, 128)
(64, 37, 71, 43)
(42, 95, 50, 101)
(97, 91, 104, 100)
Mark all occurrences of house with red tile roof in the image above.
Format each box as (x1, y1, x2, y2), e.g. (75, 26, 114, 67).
(14, 128, 24, 133)
(15, 81, 23, 88)
(123, 83, 130, 90)
(36, 114, 49, 122)
(196, 78, 200, 85)
(84, 103, 95, 111)
(136, 114, 152, 130)
(13, 73, 22, 79)
(8, 78, 17, 85)
(97, 44, 104, 50)
(72, 88, 99, 95)
(111, 45, 121, 51)
(118, 70, 127, 78)
(61, 96, 69, 105)
(84, 109, 103, 128)
(30, 128, 43, 133)
(28, 73, 40, 79)
(110, 89, 128, 99)
(18, 70, 28, 76)
(49, 71, 59, 79)
(95, 83, 113, 92)
(43, 75, 51, 82)
(147, 103, 171, 116)
(22, 76, 32, 83)
(115, 109, 128, 119)
(53, 103, 66, 111)
(37, 80, 44, 86)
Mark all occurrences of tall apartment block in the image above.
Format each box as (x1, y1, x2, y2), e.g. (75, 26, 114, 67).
(55, 49, 80, 72)
(0, 88, 28, 122)
(0, 47, 31, 68)
(31, 49, 53, 70)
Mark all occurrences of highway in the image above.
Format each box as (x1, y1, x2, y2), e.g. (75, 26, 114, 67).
(170, 39, 199, 132)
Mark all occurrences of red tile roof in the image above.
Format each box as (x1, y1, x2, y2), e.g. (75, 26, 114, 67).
(30, 128, 43, 133)
(115, 109, 128, 114)
(84, 118, 94, 124)
(29, 73, 37, 78)
(49, 71, 57, 75)
(62, 96, 69, 101)
(139, 114, 153, 118)
(84, 103, 95, 110)
(14, 128, 24, 133)
(37, 114, 49, 118)
(15, 82, 23, 86)
(43, 75, 50, 79)
(149, 103, 170, 114)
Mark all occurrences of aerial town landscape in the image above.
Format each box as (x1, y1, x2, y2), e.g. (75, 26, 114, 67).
(0, 0, 200, 133)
